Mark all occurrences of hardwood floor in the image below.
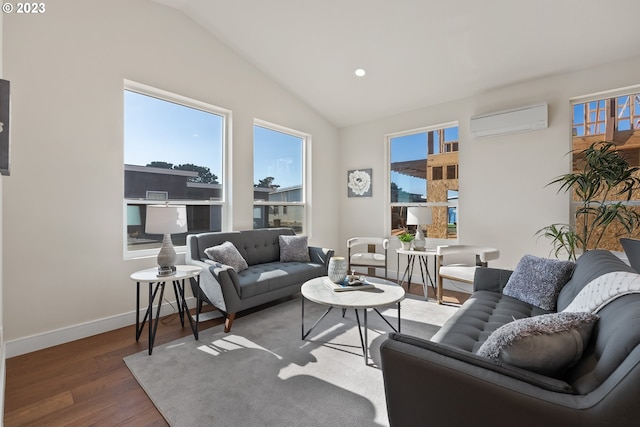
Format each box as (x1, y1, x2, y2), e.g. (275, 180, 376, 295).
(3, 283, 467, 427)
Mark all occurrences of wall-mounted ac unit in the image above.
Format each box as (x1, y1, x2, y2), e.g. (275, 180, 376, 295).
(470, 102, 548, 137)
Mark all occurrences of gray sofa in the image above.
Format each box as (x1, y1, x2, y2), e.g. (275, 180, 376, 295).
(380, 250, 640, 427)
(186, 227, 333, 332)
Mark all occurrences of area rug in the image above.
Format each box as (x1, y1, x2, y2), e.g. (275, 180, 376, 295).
(124, 294, 458, 427)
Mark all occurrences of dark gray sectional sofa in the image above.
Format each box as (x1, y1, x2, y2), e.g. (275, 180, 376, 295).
(186, 227, 333, 332)
(380, 250, 640, 427)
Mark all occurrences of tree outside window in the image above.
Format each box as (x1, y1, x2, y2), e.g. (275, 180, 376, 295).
(253, 122, 307, 233)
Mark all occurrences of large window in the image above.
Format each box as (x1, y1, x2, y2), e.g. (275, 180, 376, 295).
(124, 81, 229, 256)
(389, 123, 459, 239)
(570, 90, 640, 251)
(253, 121, 308, 234)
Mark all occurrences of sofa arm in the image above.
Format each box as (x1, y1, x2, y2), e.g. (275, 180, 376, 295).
(473, 266, 513, 292)
(186, 259, 228, 313)
(309, 246, 335, 272)
(380, 333, 614, 427)
(207, 263, 246, 312)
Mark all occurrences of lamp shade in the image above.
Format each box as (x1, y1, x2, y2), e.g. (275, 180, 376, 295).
(406, 207, 432, 226)
(145, 205, 188, 235)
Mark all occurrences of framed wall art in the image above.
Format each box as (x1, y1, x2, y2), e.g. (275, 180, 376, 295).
(347, 168, 372, 197)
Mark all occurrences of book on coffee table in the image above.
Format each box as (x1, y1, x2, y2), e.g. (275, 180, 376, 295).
(323, 277, 376, 292)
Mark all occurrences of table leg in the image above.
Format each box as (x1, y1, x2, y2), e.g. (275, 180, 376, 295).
(148, 282, 166, 355)
(364, 309, 369, 364)
(172, 280, 185, 327)
(135, 281, 159, 342)
(407, 255, 415, 291)
(372, 302, 402, 332)
(177, 278, 199, 340)
(398, 254, 414, 291)
(418, 257, 427, 300)
(135, 281, 142, 341)
(301, 298, 334, 340)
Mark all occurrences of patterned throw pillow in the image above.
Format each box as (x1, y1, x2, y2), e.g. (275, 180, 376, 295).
(204, 241, 249, 272)
(476, 312, 598, 376)
(279, 235, 310, 262)
(502, 254, 575, 310)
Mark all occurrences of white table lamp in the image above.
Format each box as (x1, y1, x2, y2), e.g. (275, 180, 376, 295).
(145, 204, 188, 276)
(407, 207, 432, 250)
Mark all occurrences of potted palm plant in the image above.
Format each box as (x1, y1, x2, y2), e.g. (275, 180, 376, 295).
(538, 142, 640, 260)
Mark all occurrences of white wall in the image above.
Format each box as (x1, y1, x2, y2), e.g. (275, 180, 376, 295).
(2, 0, 339, 355)
(339, 55, 640, 276)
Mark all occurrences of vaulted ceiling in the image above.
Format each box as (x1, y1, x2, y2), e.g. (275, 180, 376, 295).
(153, 0, 640, 128)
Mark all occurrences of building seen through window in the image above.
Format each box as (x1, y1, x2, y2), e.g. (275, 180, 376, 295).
(389, 124, 459, 239)
(570, 91, 640, 251)
(123, 83, 228, 253)
(253, 123, 307, 233)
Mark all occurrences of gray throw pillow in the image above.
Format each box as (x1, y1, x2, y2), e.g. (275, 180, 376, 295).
(204, 241, 248, 272)
(502, 254, 575, 310)
(476, 312, 599, 376)
(279, 235, 310, 262)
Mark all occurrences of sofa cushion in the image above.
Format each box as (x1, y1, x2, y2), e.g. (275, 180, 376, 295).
(279, 235, 310, 262)
(476, 312, 599, 376)
(204, 241, 249, 272)
(502, 255, 575, 310)
(431, 290, 551, 352)
(557, 250, 636, 311)
(237, 261, 325, 298)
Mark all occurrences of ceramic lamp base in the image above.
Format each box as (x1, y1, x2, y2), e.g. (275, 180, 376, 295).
(156, 234, 177, 274)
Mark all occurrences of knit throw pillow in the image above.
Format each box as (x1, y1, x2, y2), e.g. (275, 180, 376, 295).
(204, 241, 249, 272)
(502, 254, 575, 310)
(279, 235, 310, 262)
(476, 311, 598, 376)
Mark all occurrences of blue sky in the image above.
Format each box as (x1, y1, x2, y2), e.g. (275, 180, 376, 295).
(572, 95, 638, 136)
(124, 90, 303, 189)
(124, 90, 223, 178)
(253, 125, 302, 189)
(390, 127, 459, 198)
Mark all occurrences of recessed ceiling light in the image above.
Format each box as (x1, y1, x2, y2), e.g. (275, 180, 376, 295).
(354, 68, 366, 77)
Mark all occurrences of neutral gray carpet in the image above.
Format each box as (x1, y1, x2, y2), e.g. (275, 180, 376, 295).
(124, 294, 459, 427)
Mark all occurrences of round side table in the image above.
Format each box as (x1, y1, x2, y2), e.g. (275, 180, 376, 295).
(130, 265, 202, 355)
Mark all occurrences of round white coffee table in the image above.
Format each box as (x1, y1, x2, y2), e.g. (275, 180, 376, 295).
(301, 276, 405, 364)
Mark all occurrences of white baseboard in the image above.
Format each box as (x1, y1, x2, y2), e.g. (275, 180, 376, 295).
(5, 296, 218, 358)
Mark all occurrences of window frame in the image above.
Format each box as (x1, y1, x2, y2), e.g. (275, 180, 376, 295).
(123, 80, 231, 259)
(569, 85, 640, 251)
(386, 121, 459, 240)
(252, 119, 311, 236)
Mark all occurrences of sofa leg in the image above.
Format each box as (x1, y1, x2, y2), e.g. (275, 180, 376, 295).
(224, 313, 236, 333)
(437, 277, 443, 305)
